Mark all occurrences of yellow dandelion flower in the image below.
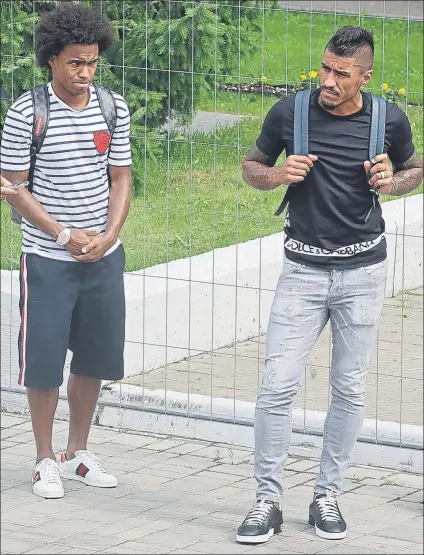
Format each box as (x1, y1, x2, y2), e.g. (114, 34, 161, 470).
(382, 83, 389, 91)
(260, 75, 268, 81)
(309, 70, 318, 79)
(300, 74, 307, 81)
(398, 87, 406, 96)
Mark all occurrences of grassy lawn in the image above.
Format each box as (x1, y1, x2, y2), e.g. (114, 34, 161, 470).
(1, 10, 422, 272)
(229, 9, 423, 101)
(2, 104, 422, 272)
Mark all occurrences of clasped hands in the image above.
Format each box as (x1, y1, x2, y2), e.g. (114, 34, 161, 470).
(66, 230, 113, 262)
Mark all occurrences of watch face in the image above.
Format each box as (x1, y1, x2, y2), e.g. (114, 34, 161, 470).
(57, 229, 70, 245)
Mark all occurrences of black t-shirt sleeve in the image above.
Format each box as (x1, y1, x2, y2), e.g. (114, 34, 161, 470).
(255, 100, 287, 165)
(386, 103, 415, 166)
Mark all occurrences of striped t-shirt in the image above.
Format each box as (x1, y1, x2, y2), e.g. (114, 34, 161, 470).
(0, 82, 132, 261)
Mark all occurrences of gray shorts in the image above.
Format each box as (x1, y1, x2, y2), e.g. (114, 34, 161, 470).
(18, 245, 126, 388)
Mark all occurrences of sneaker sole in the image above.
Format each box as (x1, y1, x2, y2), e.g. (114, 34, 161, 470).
(33, 486, 64, 499)
(58, 470, 118, 488)
(309, 515, 347, 540)
(236, 526, 281, 544)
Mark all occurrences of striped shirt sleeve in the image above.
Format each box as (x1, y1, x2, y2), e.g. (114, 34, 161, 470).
(1, 94, 32, 172)
(108, 93, 132, 167)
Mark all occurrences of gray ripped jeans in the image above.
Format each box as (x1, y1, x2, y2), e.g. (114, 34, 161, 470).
(255, 256, 387, 501)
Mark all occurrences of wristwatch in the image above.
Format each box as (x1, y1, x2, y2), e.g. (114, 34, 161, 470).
(56, 227, 71, 246)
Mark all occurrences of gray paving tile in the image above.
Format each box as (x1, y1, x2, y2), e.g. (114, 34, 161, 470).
(24, 545, 71, 554)
(345, 466, 395, 481)
(0, 536, 43, 554)
(400, 490, 424, 503)
(168, 551, 207, 555)
(1, 413, 423, 555)
(346, 535, 417, 551)
(101, 548, 143, 555)
(4, 529, 62, 546)
(318, 545, 389, 554)
(286, 459, 320, 473)
(0, 414, 28, 428)
(373, 522, 424, 543)
(59, 532, 124, 550)
(117, 541, 192, 553)
(347, 484, 418, 499)
(178, 540, 255, 554)
(383, 473, 424, 489)
(207, 464, 254, 478)
(57, 550, 100, 555)
(166, 442, 209, 455)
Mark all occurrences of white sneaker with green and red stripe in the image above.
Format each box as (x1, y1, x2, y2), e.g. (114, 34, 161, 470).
(32, 457, 65, 499)
(58, 450, 118, 488)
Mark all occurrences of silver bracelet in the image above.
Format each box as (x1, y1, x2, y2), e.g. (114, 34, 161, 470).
(8, 180, 29, 190)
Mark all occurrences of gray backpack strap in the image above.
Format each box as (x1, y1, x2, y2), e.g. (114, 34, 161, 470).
(364, 94, 387, 223)
(10, 84, 49, 224)
(94, 83, 117, 137)
(275, 89, 311, 216)
(28, 84, 50, 193)
(369, 94, 387, 162)
(294, 88, 311, 156)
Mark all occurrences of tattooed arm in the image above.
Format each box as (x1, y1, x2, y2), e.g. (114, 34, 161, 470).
(242, 146, 317, 191)
(242, 146, 283, 190)
(390, 150, 423, 196)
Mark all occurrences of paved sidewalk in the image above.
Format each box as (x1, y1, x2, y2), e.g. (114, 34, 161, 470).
(1, 412, 423, 555)
(124, 289, 423, 426)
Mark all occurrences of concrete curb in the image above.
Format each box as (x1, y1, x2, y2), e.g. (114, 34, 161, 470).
(2, 383, 422, 474)
(1, 195, 423, 381)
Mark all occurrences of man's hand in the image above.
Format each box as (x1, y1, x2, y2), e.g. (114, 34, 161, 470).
(1, 175, 18, 201)
(279, 154, 318, 185)
(364, 154, 394, 195)
(65, 229, 100, 257)
(73, 235, 114, 263)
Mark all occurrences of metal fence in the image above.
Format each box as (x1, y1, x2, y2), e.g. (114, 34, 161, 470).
(1, 0, 423, 449)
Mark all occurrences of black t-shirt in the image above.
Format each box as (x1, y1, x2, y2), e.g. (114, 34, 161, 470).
(256, 90, 415, 268)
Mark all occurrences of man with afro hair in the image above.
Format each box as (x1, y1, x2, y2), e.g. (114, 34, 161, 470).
(1, 2, 132, 499)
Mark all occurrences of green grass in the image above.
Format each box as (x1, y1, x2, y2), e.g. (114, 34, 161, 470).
(198, 11, 423, 112)
(1, 10, 422, 272)
(2, 104, 422, 272)
(229, 10, 423, 101)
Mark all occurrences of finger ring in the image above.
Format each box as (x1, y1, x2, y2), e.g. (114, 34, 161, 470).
(380, 171, 385, 179)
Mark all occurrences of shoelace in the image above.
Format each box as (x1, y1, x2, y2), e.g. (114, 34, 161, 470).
(78, 450, 108, 474)
(243, 500, 275, 526)
(38, 458, 61, 485)
(315, 494, 341, 523)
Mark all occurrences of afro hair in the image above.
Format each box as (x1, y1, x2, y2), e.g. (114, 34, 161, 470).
(36, 2, 114, 67)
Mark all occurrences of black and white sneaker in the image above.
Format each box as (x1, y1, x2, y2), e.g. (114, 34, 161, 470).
(236, 499, 283, 544)
(309, 493, 347, 540)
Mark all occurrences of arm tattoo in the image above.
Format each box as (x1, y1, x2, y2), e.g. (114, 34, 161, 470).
(242, 146, 284, 191)
(244, 146, 276, 165)
(391, 150, 423, 196)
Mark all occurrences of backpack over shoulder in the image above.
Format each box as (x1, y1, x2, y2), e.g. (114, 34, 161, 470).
(10, 83, 117, 224)
(273, 89, 387, 222)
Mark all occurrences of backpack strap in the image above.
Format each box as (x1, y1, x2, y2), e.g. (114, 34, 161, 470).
(369, 94, 387, 162)
(28, 84, 50, 193)
(363, 94, 387, 223)
(94, 83, 117, 137)
(274, 89, 311, 216)
(293, 88, 311, 156)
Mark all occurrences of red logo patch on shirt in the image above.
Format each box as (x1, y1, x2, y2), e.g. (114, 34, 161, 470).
(93, 130, 111, 154)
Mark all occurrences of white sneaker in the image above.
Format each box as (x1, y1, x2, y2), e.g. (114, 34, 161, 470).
(32, 458, 65, 499)
(58, 450, 118, 488)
